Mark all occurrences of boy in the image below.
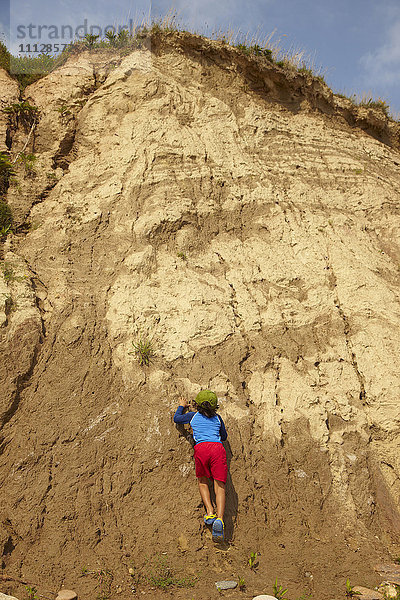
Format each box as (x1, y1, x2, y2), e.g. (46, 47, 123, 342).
(173, 390, 228, 542)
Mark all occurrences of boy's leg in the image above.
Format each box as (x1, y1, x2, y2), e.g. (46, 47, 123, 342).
(198, 476, 214, 515)
(214, 479, 226, 520)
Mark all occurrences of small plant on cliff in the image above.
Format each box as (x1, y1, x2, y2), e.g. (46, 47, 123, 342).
(146, 554, 196, 589)
(345, 579, 361, 598)
(0, 199, 13, 232)
(105, 30, 118, 46)
(1, 261, 26, 283)
(17, 152, 37, 176)
(0, 153, 15, 194)
(273, 578, 288, 600)
(298, 64, 314, 77)
(84, 33, 100, 48)
(57, 103, 73, 119)
(82, 567, 113, 600)
(1, 262, 15, 281)
(116, 28, 131, 47)
(129, 336, 156, 366)
(147, 555, 175, 589)
(24, 586, 39, 600)
(248, 551, 259, 569)
(238, 575, 246, 591)
(0, 224, 12, 240)
(235, 42, 273, 61)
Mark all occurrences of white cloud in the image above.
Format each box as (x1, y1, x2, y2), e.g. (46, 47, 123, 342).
(360, 19, 400, 86)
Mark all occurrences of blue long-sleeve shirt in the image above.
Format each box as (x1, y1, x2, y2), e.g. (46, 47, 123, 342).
(173, 406, 228, 445)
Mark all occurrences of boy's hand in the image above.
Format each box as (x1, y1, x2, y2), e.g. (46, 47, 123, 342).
(179, 396, 189, 408)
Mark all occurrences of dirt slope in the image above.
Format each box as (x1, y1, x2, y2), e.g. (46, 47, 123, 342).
(1, 32, 400, 600)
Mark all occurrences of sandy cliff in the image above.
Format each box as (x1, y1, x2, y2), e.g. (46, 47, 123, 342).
(0, 32, 399, 599)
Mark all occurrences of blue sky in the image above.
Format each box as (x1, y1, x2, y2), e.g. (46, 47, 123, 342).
(1, 0, 400, 116)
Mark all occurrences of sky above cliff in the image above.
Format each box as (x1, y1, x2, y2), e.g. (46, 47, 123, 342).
(2, 0, 400, 116)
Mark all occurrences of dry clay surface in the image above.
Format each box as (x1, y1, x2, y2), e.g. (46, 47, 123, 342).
(1, 36, 400, 600)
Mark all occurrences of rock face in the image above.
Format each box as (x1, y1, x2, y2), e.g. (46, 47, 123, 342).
(0, 32, 399, 600)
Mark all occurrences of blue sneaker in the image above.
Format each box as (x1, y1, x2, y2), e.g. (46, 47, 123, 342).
(204, 514, 217, 525)
(212, 518, 224, 542)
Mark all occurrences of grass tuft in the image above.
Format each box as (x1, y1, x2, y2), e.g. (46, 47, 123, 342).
(273, 578, 288, 600)
(345, 578, 361, 598)
(146, 554, 197, 589)
(129, 336, 156, 366)
(336, 91, 391, 117)
(17, 152, 36, 176)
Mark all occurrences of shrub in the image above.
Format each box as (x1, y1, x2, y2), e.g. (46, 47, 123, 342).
(235, 43, 251, 55)
(0, 152, 15, 194)
(117, 29, 131, 46)
(84, 34, 99, 48)
(10, 53, 56, 89)
(105, 30, 118, 46)
(3, 100, 39, 128)
(0, 41, 10, 72)
(251, 44, 263, 56)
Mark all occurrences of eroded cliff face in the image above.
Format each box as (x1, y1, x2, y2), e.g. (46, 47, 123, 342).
(0, 32, 399, 600)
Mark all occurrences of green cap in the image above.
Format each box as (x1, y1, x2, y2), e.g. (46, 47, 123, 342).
(194, 390, 218, 409)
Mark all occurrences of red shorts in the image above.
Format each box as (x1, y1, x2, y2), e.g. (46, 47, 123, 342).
(194, 442, 227, 483)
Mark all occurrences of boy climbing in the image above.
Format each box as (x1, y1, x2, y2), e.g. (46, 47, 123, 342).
(173, 390, 228, 542)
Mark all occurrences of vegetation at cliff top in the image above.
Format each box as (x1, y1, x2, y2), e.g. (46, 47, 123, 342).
(0, 13, 395, 119)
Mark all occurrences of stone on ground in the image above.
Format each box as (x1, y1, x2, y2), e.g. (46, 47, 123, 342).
(353, 586, 384, 600)
(252, 595, 278, 600)
(55, 590, 78, 600)
(0, 593, 20, 600)
(215, 580, 238, 590)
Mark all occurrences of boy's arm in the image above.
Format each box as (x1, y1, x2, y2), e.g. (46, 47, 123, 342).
(218, 415, 228, 441)
(173, 405, 196, 424)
